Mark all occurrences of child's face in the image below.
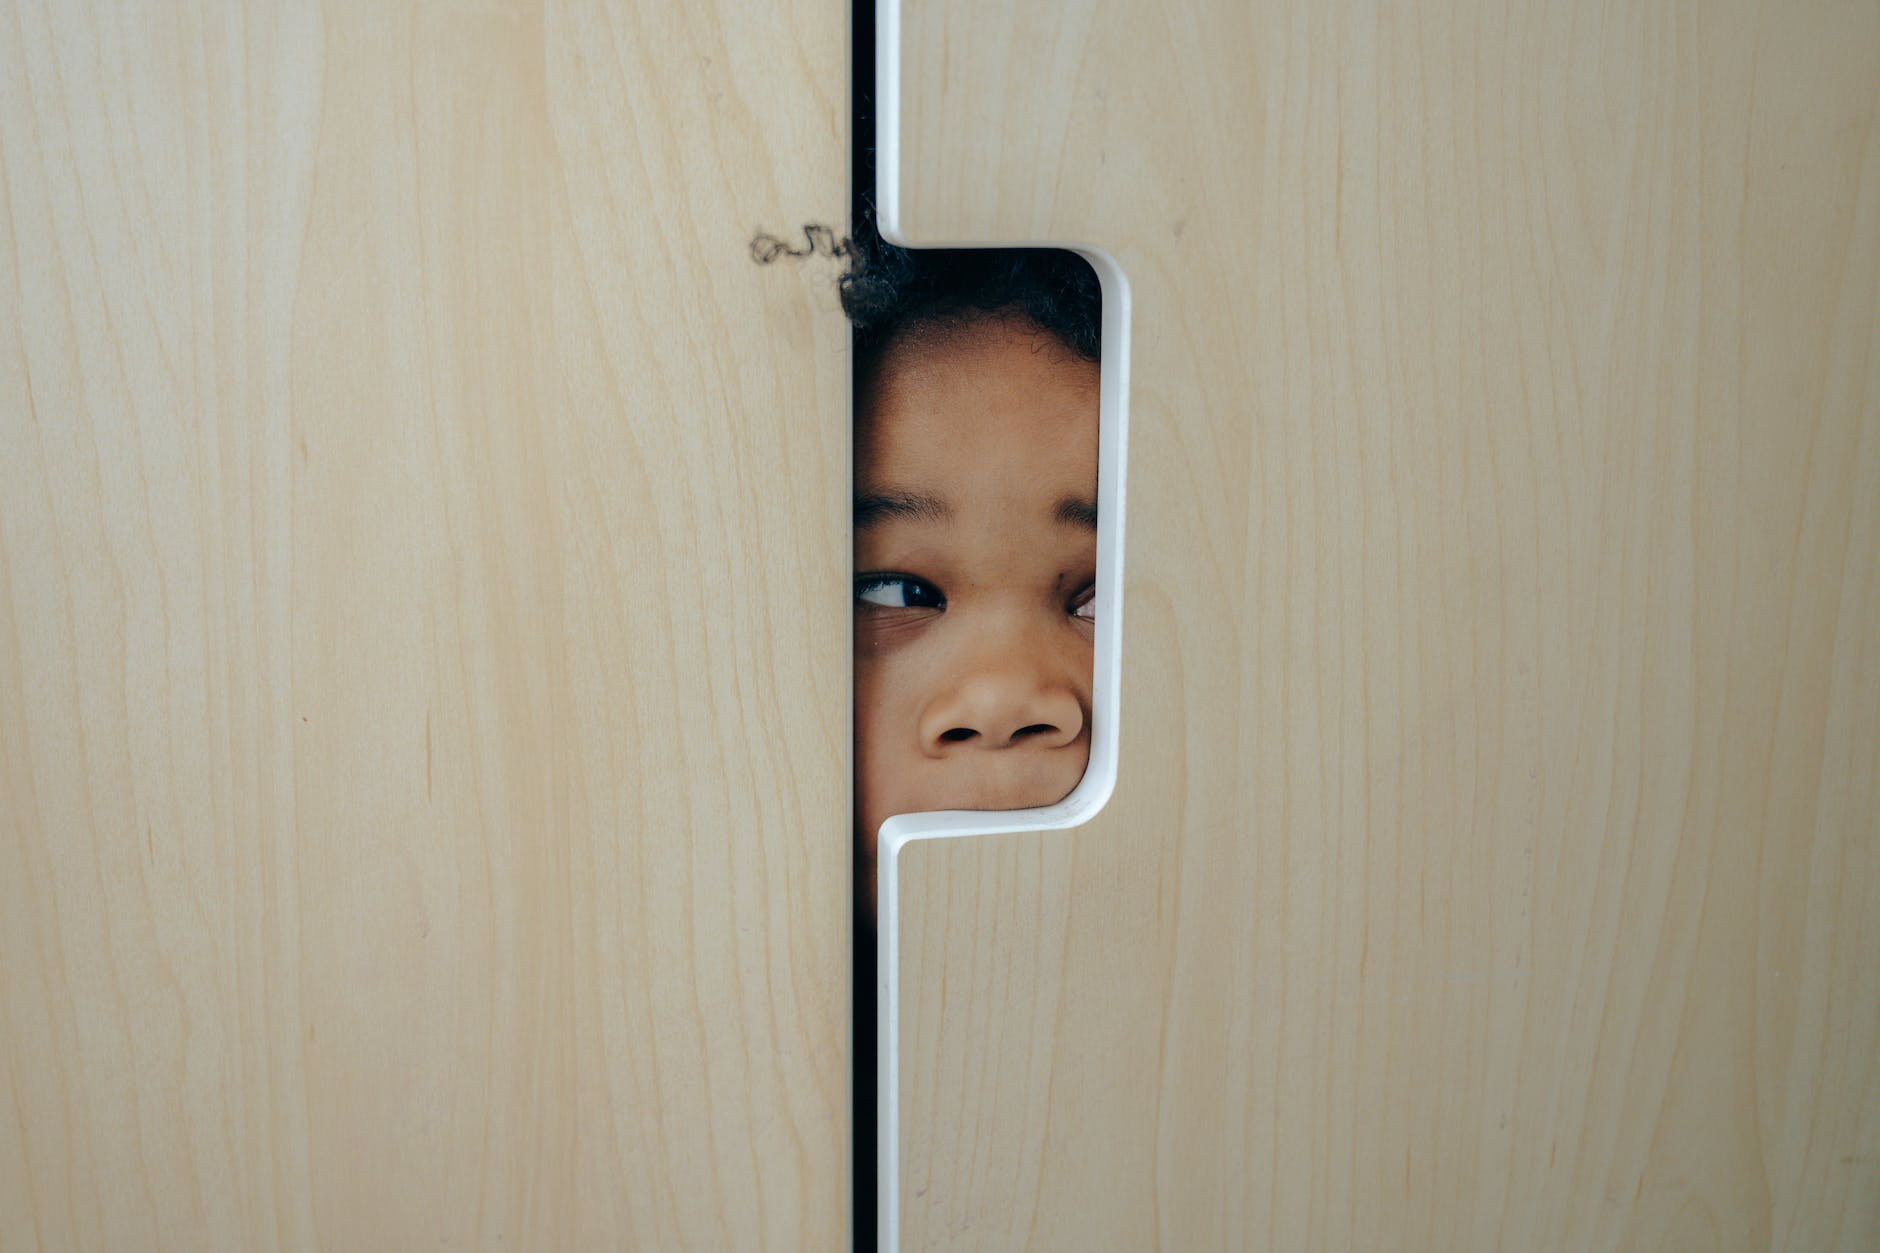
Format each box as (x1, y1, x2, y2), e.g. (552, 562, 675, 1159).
(855, 314, 1099, 916)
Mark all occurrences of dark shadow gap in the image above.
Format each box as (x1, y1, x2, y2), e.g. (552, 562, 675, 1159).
(851, 0, 879, 1249)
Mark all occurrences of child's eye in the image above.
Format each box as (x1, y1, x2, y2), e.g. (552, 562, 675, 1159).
(856, 574, 946, 610)
(1069, 583, 1096, 621)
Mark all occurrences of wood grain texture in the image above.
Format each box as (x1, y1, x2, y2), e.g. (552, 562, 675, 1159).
(0, 2, 849, 1248)
(889, 0, 1880, 1248)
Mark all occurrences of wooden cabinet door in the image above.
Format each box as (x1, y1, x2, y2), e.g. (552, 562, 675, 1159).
(883, 1, 1879, 1248)
(0, 4, 850, 1248)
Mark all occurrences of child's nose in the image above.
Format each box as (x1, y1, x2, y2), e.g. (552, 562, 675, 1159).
(917, 661, 1085, 754)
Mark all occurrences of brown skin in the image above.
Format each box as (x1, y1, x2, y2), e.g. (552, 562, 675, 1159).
(855, 313, 1099, 919)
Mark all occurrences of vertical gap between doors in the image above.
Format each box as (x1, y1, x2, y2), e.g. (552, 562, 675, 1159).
(851, 0, 879, 1248)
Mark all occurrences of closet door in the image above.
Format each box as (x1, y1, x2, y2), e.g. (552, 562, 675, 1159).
(885, 0, 1879, 1248)
(0, 3, 848, 1249)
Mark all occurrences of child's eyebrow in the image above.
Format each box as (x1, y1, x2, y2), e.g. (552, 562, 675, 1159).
(1056, 497, 1099, 529)
(855, 489, 952, 529)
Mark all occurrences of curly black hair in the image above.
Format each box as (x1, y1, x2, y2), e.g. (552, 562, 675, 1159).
(751, 214, 1102, 377)
(836, 214, 1102, 372)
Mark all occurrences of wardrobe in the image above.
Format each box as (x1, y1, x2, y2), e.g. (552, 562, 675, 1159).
(3, 1, 1875, 1249)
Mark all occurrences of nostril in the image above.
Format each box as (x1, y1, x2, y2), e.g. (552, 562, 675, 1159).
(1012, 723, 1058, 741)
(939, 727, 978, 743)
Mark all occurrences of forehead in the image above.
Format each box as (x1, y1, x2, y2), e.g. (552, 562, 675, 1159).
(858, 316, 1100, 489)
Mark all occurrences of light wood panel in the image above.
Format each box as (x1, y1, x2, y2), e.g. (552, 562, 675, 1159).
(0, 2, 849, 1248)
(888, 0, 1880, 1248)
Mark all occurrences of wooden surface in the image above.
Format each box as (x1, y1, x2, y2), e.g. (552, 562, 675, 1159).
(888, 0, 1880, 1248)
(0, 3, 849, 1249)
